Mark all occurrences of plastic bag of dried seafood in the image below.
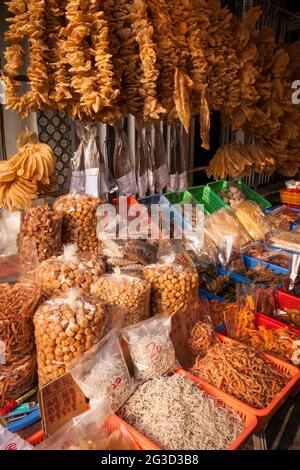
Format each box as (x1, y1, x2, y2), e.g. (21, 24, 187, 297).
(36, 400, 138, 451)
(234, 201, 276, 242)
(113, 121, 138, 197)
(143, 241, 199, 316)
(122, 316, 176, 381)
(34, 288, 109, 388)
(37, 244, 105, 299)
(91, 270, 151, 327)
(217, 234, 246, 274)
(284, 254, 300, 297)
(0, 247, 40, 404)
(69, 330, 136, 412)
(136, 124, 149, 198)
(205, 208, 251, 249)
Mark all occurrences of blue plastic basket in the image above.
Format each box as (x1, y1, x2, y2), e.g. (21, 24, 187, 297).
(243, 255, 290, 276)
(218, 267, 284, 290)
(139, 194, 190, 234)
(266, 244, 300, 256)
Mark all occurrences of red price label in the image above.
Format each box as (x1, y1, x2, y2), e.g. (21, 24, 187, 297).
(146, 341, 162, 360)
(111, 377, 122, 390)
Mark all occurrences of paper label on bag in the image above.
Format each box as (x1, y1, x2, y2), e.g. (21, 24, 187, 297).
(178, 171, 188, 192)
(39, 373, 86, 438)
(70, 170, 85, 194)
(168, 173, 178, 192)
(85, 167, 100, 197)
(155, 164, 169, 191)
(117, 170, 137, 196)
(0, 341, 6, 365)
(138, 173, 148, 198)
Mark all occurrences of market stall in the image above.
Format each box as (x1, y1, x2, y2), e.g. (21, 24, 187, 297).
(1, 0, 300, 453)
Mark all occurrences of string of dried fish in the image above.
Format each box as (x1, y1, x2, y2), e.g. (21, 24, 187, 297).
(119, 374, 245, 450)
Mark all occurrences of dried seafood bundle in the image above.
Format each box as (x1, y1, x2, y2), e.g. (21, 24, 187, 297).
(4, 0, 51, 117)
(192, 342, 290, 409)
(119, 374, 244, 450)
(207, 142, 276, 180)
(131, 0, 165, 121)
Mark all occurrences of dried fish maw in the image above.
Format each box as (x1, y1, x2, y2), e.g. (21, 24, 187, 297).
(174, 68, 193, 133)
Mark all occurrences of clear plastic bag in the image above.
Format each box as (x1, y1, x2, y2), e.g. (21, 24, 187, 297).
(113, 121, 138, 196)
(143, 243, 199, 316)
(168, 121, 179, 193)
(136, 124, 149, 198)
(91, 271, 151, 327)
(270, 231, 300, 253)
(153, 121, 169, 193)
(70, 123, 85, 195)
(0, 249, 39, 404)
(145, 123, 155, 195)
(205, 208, 251, 249)
(234, 201, 275, 241)
(19, 204, 62, 262)
(36, 400, 138, 450)
(0, 209, 21, 257)
(69, 330, 135, 412)
(37, 244, 105, 299)
(285, 254, 300, 297)
(34, 288, 108, 388)
(268, 206, 300, 231)
(0, 427, 33, 450)
(217, 234, 246, 274)
(122, 316, 176, 381)
(53, 193, 102, 254)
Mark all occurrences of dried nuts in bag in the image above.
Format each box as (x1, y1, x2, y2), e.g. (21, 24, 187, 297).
(143, 264, 199, 316)
(53, 194, 102, 254)
(37, 244, 105, 299)
(91, 273, 151, 327)
(34, 289, 107, 387)
(19, 204, 62, 262)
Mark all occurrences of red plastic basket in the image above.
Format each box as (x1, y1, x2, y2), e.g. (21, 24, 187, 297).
(277, 289, 300, 312)
(190, 334, 300, 431)
(27, 415, 157, 450)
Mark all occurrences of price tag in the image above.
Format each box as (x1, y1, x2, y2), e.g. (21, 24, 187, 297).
(39, 373, 87, 437)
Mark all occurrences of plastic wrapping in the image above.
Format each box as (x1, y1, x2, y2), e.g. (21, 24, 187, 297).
(36, 401, 138, 450)
(217, 234, 246, 274)
(136, 125, 149, 198)
(285, 254, 300, 297)
(19, 204, 62, 262)
(70, 122, 110, 198)
(0, 209, 21, 257)
(0, 251, 40, 404)
(268, 206, 300, 231)
(168, 121, 179, 193)
(205, 208, 251, 250)
(113, 121, 138, 197)
(0, 427, 33, 450)
(186, 302, 215, 364)
(234, 201, 275, 241)
(34, 288, 108, 388)
(53, 193, 101, 254)
(91, 271, 151, 327)
(122, 316, 175, 381)
(37, 244, 105, 299)
(152, 121, 169, 193)
(242, 243, 292, 270)
(69, 331, 135, 412)
(143, 245, 199, 316)
(270, 231, 300, 253)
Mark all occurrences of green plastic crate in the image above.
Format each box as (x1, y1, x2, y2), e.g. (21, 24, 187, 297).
(164, 190, 210, 216)
(208, 180, 272, 210)
(187, 185, 225, 214)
